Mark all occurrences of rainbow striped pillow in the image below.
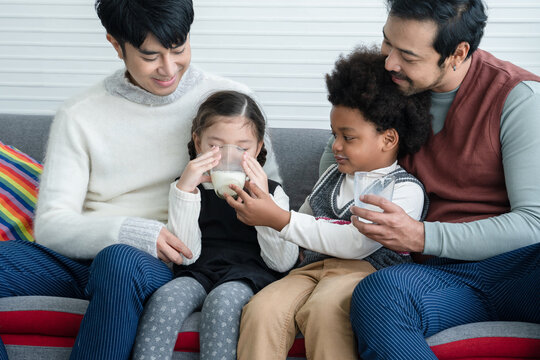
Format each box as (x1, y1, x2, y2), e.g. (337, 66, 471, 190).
(0, 141, 43, 241)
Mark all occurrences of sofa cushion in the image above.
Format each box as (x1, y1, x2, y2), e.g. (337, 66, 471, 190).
(0, 142, 42, 241)
(3, 296, 540, 360)
(427, 321, 540, 359)
(0, 296, 309, 359)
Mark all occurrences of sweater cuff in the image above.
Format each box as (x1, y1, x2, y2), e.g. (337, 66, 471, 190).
(423, 221, 442, 256)
(171, 180, 201, 201)
(118, 217, 163, 258)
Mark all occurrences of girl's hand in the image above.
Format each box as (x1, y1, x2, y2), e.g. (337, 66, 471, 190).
(242, 153, 269, 195)
(176, 147, 220, 193)
(225, 181, 290, 231)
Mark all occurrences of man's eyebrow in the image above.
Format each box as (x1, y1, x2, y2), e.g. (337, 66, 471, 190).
(138, 43, 184, 56)
(138, 48, 159, 56)
(382, 29, 422, 58)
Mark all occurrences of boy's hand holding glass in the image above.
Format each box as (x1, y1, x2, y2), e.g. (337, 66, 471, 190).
(241, 152, 269, 195)
(176, 147, 221, 193)
(225, 181, 291, 231)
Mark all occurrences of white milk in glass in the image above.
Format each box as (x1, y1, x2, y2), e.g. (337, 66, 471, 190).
(211, 170, 246, 199)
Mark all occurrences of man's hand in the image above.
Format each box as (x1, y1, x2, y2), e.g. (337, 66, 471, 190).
(156, 227, 193, 264)
(225, 181, 290, 231)
(350, 194, 425, 253)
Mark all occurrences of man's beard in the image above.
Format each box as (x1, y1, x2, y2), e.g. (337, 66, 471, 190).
(389, 68, 446, 96)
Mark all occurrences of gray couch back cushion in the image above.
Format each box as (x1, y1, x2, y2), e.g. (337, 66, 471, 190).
(269, 128, 330, 210)
(0, 114, 330, 211)
(0, 114, 52, 162)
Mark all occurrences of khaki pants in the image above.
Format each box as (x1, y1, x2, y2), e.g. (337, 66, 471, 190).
(237, 258, 376, 360)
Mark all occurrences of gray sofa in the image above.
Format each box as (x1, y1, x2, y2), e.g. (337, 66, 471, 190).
(1, 113, 539, 360)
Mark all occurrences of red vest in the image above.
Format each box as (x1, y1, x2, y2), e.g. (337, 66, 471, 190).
(400, 50, 540, 223)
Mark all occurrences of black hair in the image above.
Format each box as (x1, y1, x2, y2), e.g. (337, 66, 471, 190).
(95, 0, 194, 50)
(326, 46, 432, 158)
(188, 91, 268, 166)
(386, 0, 487, 65)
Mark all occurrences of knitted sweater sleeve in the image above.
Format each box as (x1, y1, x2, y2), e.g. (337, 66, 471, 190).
(255, 185, 299, 272)
(166, 182, 202, 266)
(34, 108, 164, 259)
(279, 181, 425, 259)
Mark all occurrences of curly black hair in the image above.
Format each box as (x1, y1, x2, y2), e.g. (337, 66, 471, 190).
(325, 46, 432, 157)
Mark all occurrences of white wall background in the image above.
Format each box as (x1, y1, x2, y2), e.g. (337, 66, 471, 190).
(0, 0, 539, 129)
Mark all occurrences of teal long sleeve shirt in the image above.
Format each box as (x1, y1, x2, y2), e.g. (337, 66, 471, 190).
(319, 81, 540, 260)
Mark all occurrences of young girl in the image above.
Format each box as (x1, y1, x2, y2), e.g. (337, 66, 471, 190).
(230, 47, 432, 360)
(132, 90, 298, 360)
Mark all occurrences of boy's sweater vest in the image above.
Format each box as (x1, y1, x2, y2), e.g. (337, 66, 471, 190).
(401, 50, 540, 223)
(299, 165, 428, 270)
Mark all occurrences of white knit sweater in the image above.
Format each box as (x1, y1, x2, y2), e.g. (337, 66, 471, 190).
(34, 66, 281, 260)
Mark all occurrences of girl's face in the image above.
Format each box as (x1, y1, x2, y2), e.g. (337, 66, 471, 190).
(331, 105, 394, 174)
(194, 115, 263, 158)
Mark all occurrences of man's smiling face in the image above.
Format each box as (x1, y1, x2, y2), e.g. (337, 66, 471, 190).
(381, 16, 453, 95)
(109, 33, 192, 96)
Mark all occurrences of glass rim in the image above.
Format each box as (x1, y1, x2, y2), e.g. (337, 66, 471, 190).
(215, 144, 245, 151)
(354, 171, 395, 178)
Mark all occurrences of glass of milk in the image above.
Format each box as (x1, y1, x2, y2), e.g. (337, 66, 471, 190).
(354, 171, 396, 221)
(210, 145, 247, 199)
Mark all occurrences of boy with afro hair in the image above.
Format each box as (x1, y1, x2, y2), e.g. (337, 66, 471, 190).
(229, 46, 432, 360)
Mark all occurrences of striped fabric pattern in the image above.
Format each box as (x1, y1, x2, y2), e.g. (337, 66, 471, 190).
(0, 241, 174, 359)
(0, 141, 42, 242)
(350, 242, 540, 359)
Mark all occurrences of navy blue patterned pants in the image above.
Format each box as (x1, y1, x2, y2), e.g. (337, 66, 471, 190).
(350, 242, 540, 360)
(0, 240, 173, 360)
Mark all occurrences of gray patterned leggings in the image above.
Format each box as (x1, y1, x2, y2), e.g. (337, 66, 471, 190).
(132, 276, 254, 360)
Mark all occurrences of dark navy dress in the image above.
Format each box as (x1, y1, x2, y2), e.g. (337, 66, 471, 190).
(173, 180, 283, 293)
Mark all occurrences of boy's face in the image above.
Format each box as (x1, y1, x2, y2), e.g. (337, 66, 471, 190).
(330, 106, 390, 174)
(381, 16, 453, 95)
(108, 33, 191, 96)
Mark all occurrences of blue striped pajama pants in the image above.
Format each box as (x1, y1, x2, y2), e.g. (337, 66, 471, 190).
(350, 242, 540, 360)
(0, 240, 173, 360)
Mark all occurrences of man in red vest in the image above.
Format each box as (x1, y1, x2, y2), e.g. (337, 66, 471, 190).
(319, 0, 540, 358)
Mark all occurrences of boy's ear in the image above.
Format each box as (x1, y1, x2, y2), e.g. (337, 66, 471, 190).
(193, 133, 202, 154)
(382, 129, 399, 152)
(106, 34, 124, 60)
